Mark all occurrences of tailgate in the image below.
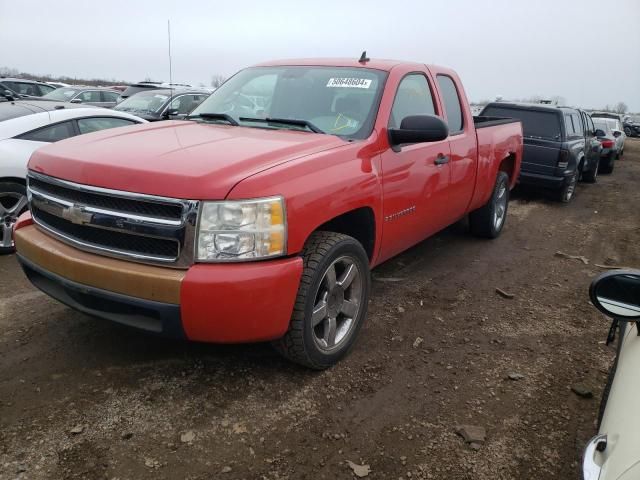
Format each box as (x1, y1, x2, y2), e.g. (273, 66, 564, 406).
(522, 138, 562, 176)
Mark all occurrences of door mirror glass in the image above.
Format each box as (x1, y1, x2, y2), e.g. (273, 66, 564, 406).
(595, 129, 606, 137)
(69, 98, 82, 104)
(389, 115, 449, 146)
(590, 271, 640, 319)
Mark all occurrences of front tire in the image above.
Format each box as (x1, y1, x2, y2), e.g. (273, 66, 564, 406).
(1, 182, 28, 254)
(469, 171, 510, 238)
(273, 231, 371, 369)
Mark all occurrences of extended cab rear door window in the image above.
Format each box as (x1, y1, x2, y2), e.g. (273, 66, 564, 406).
(388, 74, 436, 129)
(436, 75, 463, 134)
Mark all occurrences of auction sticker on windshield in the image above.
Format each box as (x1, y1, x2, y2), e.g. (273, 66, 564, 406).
(326, 78, 372, 89)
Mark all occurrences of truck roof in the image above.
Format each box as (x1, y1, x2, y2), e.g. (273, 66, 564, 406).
(255, 57, 431, 72)
(485, 102, 577, 113)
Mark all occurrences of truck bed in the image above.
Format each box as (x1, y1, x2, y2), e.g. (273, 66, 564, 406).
(473, 116, 522, 129)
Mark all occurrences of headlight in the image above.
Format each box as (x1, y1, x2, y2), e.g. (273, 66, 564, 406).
(196, 197, 286, 262)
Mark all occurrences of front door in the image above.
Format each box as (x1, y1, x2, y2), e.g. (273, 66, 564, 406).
(379, 72, 451, 262)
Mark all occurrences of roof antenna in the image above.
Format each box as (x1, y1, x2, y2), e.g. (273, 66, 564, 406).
(167, 19, 173, 104)
(358, 51, 370, 63)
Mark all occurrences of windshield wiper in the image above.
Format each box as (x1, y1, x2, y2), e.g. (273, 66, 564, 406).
(239, 117, 324, 134)
(187, 113, 239, 126)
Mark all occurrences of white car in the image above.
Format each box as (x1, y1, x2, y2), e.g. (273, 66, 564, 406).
(584, 270, 640, 480)
(0, 101, 146, 252)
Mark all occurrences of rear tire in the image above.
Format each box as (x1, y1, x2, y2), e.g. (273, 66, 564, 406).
(469, 171, 509, 239)
(600, 153, 615, 174)
(272, 231, 371, 369)
(582, 160, 598, 183)
(0, 182, 28, 255)
(557, 170, 578, 203)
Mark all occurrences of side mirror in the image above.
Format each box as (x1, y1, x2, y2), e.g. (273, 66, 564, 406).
(590, 270, 640, 319)
(164, 108, 179, 118)
(2, 90, 15, 101)
(388, 115, 449, 147)
(69, 98, 82, 104)
(613, 130, 622, 138)
(595, 129, 606, 137)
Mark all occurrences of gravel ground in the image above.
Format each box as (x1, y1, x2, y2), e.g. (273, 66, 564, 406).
(1, 139, 639, 480)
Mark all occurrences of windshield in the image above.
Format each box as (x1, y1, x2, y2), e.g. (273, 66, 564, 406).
(114, 90, 170, 114)
(593, 119, 613, 133)
(188, 66, 388, 139)
(43, 87, 80, 101)
(482, 106, 562, 140)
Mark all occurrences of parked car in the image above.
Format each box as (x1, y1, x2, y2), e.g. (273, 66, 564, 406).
(592, 117, 625, 173)
(113, 88, 210, 121)
(583, 270, 640, 480)
(46, 82, 70, 89)
(116, 81, 193, 103)
(480, 102, 600, 201)
(0, 77, 56, 99)
(42, 87, 121, 108)
(14, 58, 523, 368)
(622, 114, 640, 137)
(0, 101, 146, 252)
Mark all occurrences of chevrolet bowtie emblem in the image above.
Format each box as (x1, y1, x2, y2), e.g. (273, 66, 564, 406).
(62, 205, 93, 225)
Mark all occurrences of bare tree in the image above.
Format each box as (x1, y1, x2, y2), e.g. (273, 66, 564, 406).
(211, 74, 226, 89)
(614, 102, 628, 114)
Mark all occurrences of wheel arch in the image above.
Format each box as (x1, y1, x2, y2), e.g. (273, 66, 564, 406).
(0, 177, 27, 186)
(307, 206, 376, 262)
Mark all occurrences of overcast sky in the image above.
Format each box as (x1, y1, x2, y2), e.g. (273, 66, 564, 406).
(1, 0, 639, 111)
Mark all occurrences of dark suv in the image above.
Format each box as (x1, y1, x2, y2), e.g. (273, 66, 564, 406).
(480, 102, 600, 202)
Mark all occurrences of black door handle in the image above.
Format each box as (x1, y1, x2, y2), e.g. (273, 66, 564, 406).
(434, 154, 449, 165)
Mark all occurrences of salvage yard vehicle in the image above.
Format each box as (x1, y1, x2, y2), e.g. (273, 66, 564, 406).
(0, 101, 146, 252)
(0, 77, 56, 99)
(42, 87, 122, 108)
(113, 88, 210, 121)
(116, 81, 194, 103)
(593, 117, 625, 174)
(14, 57, 522, 368)
(622, 114, 640, 138)
(583, 270, 640, 480)
(480, 102, 600, 201)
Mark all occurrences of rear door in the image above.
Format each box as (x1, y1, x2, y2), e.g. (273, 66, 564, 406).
(564, 111, 586, 169)
(379, 72, 451, 260)
(76, 90, 104, 107)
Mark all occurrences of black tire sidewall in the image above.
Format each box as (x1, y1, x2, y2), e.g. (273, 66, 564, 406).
(301, 239, 370, 368)
(0, 181, 27, 254)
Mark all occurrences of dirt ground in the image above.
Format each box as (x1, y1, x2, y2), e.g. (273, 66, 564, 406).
(1, 139, 639, 480)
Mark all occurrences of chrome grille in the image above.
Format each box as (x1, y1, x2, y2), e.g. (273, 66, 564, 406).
(27, 172, 199, 268)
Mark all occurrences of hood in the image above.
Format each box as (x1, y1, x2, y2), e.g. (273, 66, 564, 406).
(28, 121, 348, 199)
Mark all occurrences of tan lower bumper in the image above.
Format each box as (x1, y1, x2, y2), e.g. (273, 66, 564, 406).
(14, 225, 185, 304)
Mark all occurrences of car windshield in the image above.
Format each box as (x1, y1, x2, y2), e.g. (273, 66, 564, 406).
(188, 66, 388, 139)
(114, 90, 170, 114)
(627, 115, 640, 123)
(482, 106, 562, 140)
(43, 87, 81, 101)
(593, 119, 613, 133)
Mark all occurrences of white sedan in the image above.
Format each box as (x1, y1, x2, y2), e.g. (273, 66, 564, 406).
(0, 101, 146, 252)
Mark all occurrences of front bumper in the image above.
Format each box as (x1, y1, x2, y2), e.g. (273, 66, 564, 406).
(15, 224, 303, 343)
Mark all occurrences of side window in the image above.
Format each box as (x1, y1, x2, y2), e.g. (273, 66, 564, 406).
(389, 74, 436, 129)
(17, 121, 75, 142)
(564, 115, 575, 136)
(77, 117, 136, 134)
(102, 91, 120, 102)
(436, 75, 464, 134)
(169, 95, 203, 115)
(572, 113, 583, 135)
(78, 90, 102, 102)
(588, 115, 595, 134)
(37, 84, 55, 96)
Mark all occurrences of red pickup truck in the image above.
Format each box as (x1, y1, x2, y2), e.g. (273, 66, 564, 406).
(15, 58, 522, 368)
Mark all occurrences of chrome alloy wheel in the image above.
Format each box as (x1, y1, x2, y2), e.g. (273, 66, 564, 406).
(0, 191, 28, 249)
(564, 172, 577, 202)
(311, 256, 363, 352)
(493, 183, 507, 230)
